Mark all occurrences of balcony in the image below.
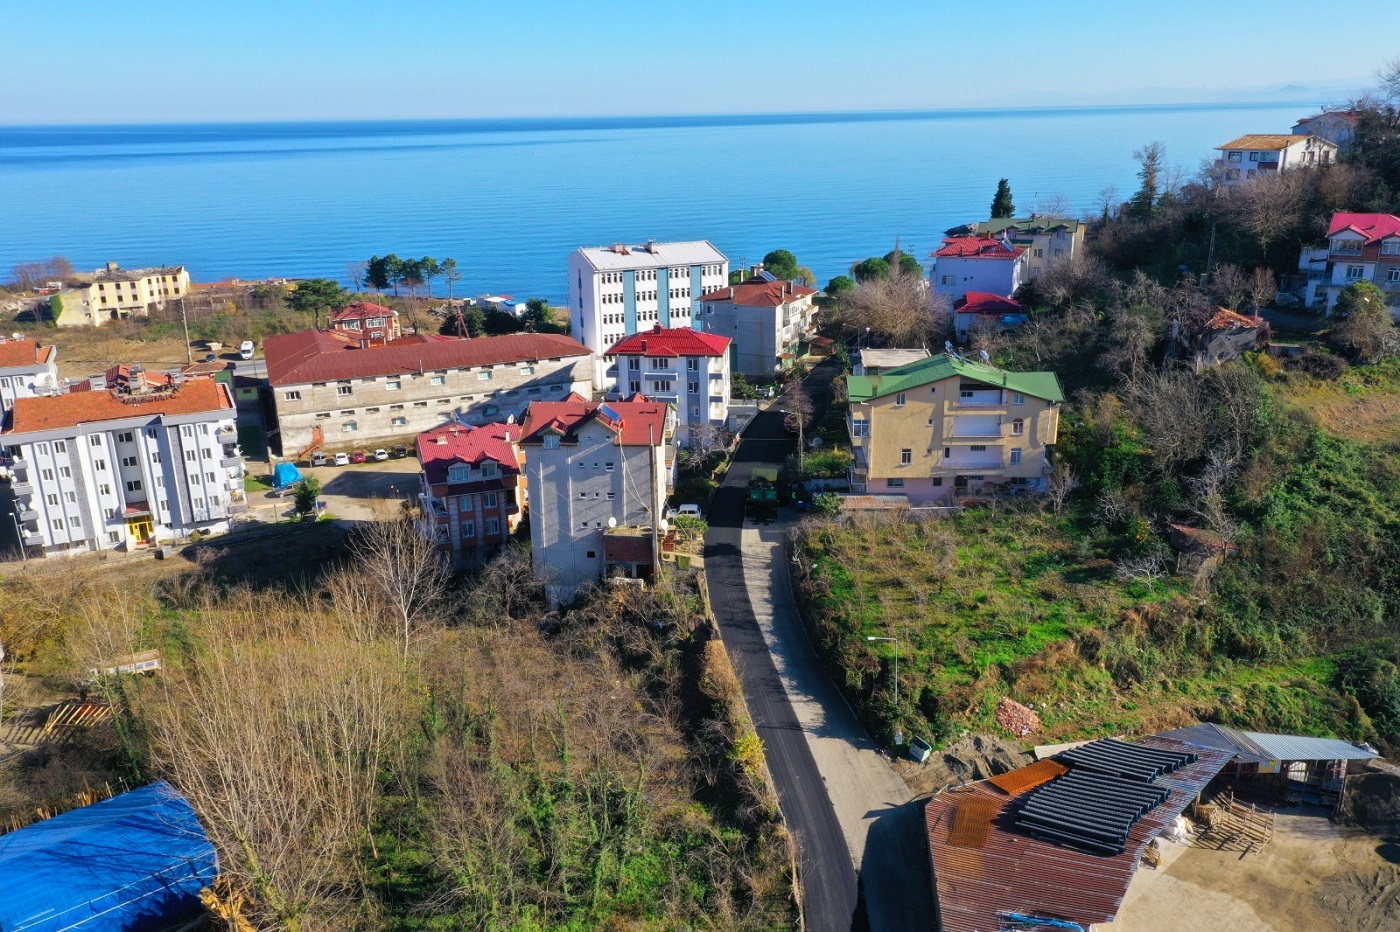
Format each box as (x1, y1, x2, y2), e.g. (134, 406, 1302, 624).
(220, 455, 242, 469)
(21, 530, 43, 546)
(216, 428, 239, 444)
(945, 456, 1004, 470)
(228, 500, 249, 515)
(10, 480, 32, 495)
(953, 396, 1004, 410)
(18, 506, 38, 522)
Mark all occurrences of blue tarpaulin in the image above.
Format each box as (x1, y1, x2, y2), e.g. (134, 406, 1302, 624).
(0, 781, 218, 932)
(273, 462, 302, 489)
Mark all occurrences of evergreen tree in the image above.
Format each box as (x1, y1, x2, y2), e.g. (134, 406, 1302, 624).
(1128, 142, 1165, 220)
(990, 179, 1015, 218)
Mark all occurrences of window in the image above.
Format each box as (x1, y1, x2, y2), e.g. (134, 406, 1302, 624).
(960, 390, 973, 399)
(543, 434, 560, 449)
(69, 517, 80, 529)
(108, 531, 122, 544)
(687, 358, 698, 370)
(94, 459, 107, 471)
(1034, 248, 1044, 258)
(1010, 448, 1023, 465)
(316, 412, 331, 419)
(485, 518, 500, 535)
(46, 493, 59, 506)
(940, 275, 955, 286)
(284, 391, 302, 401)
(337, 385, 353, 396)
(901, 449, 912, 465)
(53, 440, 67, 452)
(1012, 393, 1025, 405)
(886, 478, 904, 488)
(970, 444, 987, 452)
(1225, 169, 1240, 181)
(185, 450, 197, 462)
(519, 365, 534, 376)
(51, 518, 63, 531)
(477, 370, 492, 381)
(1227, 151, 1242, 162)
(343, 421, 357, 432)
(1011, 417, 1024, 435)
(462, 520, 476, 537)
(392, 416, 407, 427)
(192, 498, 203, 511)
(653, 381, 673, 392)
(1389, 269, 1400, 283)
(430, 375, 445, 386)
(629, 357, 640, 371)
(1346, 266, 1365, 280)
(125, 479, 142, 493)
(607, 491, 616, 500)
(150, 452, 161, 464)
(1382, 240, 1400, 256)
(895, 392, 906, 406)
(852, 420, 870, 438)
(99, 484, 111, 496)
(89, 434, 103, 447)
(59, 466, 70, 479)
(688, 381, 700, 394)
(1249, 151, 1261, 162)
(932, 477, 943, 487)
(482, 492, 498, 508)
(205, 471, 216, 483)
(155, 477, 164, 488)
(628, 380, 641, 394)
(386, 380, 402, 391)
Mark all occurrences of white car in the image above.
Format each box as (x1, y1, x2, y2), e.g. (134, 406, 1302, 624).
(372, 448, 389, 462)
(676, 504, 704, 519)
(333, 452, 350, 466)
(239, 340, 255, 360)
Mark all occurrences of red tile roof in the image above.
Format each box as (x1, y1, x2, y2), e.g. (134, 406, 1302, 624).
(700, 277, 818, 307)
(519, 394, 671, 447)
(0, 339, 55, 369)
(262, 328, 590, 386)
(329, 301, 396, 323)
(105, 364, 172, 390)
(954, 292, 1023, 316)
(605, 324, 731, 358)
(1328, 212, 1400, 245)
(417, 421, 522, 486)
(934, 235, 1026, 260)
(1296, 110, 1360, 126)
(4, 378, 232, 434)
(1207, 307, 1263, 330)
(925, 735, 1233, 932)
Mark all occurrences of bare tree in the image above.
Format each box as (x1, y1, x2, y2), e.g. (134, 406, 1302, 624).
(1045, 462, 1078, 515)
(344, 261, 368, 293)
(1096, 185, 1119, 220)
(1115, 552, 1168, 591)
(1220, 169, 1307, 256)
(1034, 192, 1076, 218)
(352, 507, 451, 661)
(1189, 450, 1239, 555)
(1098, 307, 1154, 379)
(1245, 266, 1277, 312)
(844, 270, 947, 346)
(1208, 264, 1249, 310)
(783, 376, 815, 472)
(1035, 255, 1111, 310)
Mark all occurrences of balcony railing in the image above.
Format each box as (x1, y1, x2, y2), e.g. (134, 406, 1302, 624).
(10, 480, 32, 495)
(953, 397, 1003, 409)
(948, 426, 1002, 438)
(216, 428, 239, 444)
(22, 530, 43, 545)
(946, 456, 1004, 470)
(220, 455, 242, 469)
(18, 507, 38, 522)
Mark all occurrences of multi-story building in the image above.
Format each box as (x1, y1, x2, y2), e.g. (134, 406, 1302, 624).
(1292, 111, 1360, 152)
(518, 394, 675, 605)
(930, 235, 1028, 305)
(328, 302, 401, 345)
(263, 329, 593, 457)
(1312, 212, 1400, 312)
(695, 275, 818, 377)
(1214, 134, 1337, 188)
(416, 421, 524, 564)
(2, 373, 244, 555)
(54, 263, 190, 327)
(846, 350, 1063, 504)
(0, 338, 59, 420)
(566, 241, 729, 381)
(973, 217, 1084, 279)
(603, 324, 731, 447)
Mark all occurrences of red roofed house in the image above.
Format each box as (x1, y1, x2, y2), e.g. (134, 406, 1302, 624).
(696, 275, 818, 377)
(1316, 212, 1400, 312)
(416, 421, 524, 564)
(931, 235, 1028, 305)
(0, 337, 59, 421)
(518, 394, 675, 604)
(328, 302, 401, 345)
(1, 376, 244, 555)
(262, 328, 593, 458)
(604, 324, 731, 448)
(952, 292, 1026, 342)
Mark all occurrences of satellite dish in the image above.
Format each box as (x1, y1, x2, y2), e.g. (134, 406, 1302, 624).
(607, 516, 617, 528)
(659, 519, 669, 533)
(506, 413, 516, 424)
(979, 349, 991, 364)
(944, 340, 954, 355)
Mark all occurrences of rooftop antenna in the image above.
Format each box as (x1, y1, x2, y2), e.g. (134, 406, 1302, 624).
(944, 340, 955, 356)
(979, 349, 991, 365)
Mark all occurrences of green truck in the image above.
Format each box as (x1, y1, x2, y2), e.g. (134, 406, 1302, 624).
(746, 465, 780, 518)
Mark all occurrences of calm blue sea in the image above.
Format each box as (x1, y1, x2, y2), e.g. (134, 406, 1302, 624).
(0, 103, 1307, 301)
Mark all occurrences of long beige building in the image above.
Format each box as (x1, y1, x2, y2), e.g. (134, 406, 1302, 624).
(846, 350, 1063, 503)
(263, 329, 593, 456)
(54, 262, 191, 327)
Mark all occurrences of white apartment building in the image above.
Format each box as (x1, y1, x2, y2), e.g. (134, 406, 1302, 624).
(518, 395, 675, 605)
(2, 374, 245, 555)
(603, 325, 731, 447)
(0, 338, 59, 421)
(930, 235, 1029, 305)
(567, 241, 729, 381)
(1215, 134, 1337, 188)
(695, 275, 819, 377)
(54, 262, 191, 327)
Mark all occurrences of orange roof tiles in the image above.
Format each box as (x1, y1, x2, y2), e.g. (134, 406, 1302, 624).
(700, 277, 818, 307)
(1217, 134, 1313, 151)
(934, 236, 1025, 260)
(606, 324, 731, 358)
(0, 339, 55, 369)
(4, 378, 232, 434)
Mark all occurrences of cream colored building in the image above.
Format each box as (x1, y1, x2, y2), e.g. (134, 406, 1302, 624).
(55, 262, 190, 327)
(974, 217, 1085, 279)
(846, 351, 1063, 504)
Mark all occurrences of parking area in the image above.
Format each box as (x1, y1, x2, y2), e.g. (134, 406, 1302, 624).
(251, 455, 419, 522)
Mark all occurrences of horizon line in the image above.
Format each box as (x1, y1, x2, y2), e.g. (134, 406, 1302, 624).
(0, 98, 1326, 131)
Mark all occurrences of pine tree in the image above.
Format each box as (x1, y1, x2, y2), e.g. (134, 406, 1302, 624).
(990, 179, 1015, 218)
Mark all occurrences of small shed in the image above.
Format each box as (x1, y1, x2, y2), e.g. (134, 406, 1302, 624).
(0, 781, 218, 932)
(273, 461, 302, 489)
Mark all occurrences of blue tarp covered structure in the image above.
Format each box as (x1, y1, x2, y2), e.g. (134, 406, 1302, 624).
(273, 462, 302, 489)
(0, 781, 218, 932)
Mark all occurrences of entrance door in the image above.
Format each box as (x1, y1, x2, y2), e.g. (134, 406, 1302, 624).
(127, 517, 154, 543)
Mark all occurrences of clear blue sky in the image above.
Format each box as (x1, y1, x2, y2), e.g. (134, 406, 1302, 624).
(6, 1, 1395, 123)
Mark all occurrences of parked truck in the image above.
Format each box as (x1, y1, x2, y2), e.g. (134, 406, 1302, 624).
(746, 465, 780, 520)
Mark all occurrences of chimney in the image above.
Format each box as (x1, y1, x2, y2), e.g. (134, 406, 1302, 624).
(105, 261, 119, 273)
(645, 240, 658, 254)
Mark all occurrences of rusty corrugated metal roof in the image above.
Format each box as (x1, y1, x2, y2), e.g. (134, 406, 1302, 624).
(986, 759, 1068, 797)
(925, 735, 1233, 932)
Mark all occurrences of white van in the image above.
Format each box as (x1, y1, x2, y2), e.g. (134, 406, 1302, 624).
(239, 340, 255, 360)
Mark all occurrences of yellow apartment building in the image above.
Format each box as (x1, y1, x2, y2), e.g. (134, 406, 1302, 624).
(56, 262, 190, 327)
(846, 350, 1063, 503)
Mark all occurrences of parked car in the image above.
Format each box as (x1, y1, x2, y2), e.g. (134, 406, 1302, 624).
(373, 448, 389, 462)
(350, 449, 368, 464)
(333, 452, 350, 466)
(391, 444, 410, 458)
(203, 352, 218, 363)
(239, 340, 255, 360)
(310, 452, 328, 467)
(676, 503, 703, 519)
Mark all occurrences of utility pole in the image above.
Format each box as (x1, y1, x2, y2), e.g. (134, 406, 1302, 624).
(179, 297, 192, 365)
(649, 422, 661, 574)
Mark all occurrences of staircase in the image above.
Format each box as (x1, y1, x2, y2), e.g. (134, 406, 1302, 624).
(297, 425, 324, 461)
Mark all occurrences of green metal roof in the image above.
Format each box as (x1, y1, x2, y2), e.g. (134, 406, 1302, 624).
(975, 216, 1081, 236)
(846, 352, 1064, 404)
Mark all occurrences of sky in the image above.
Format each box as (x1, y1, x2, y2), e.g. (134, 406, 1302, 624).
(5, 1, 1396, 124)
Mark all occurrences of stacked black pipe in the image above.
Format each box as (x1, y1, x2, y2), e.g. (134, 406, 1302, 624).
(1013, 740, 1196, 856)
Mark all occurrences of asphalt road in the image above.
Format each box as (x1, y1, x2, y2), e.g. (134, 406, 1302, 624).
(704, 361, 863, 931)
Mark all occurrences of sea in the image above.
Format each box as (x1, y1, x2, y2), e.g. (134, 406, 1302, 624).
(0, 103, 1310, 302)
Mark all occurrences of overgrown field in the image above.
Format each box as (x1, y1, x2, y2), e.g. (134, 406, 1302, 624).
(795, 366, 1400, 756)
(0, 536, 796, 931)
